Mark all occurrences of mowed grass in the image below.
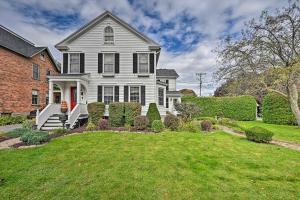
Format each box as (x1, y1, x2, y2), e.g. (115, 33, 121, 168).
(237, 121, 300, 144)
(0, 131, 300, 200)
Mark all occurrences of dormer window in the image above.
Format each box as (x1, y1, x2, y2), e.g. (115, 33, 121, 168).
(104, 26, 114, 44)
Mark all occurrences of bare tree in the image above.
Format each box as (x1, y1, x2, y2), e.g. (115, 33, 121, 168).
(216, 0, 300, 127)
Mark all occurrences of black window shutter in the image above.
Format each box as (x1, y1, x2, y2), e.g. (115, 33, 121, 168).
(97, 86, 102, 102)
(133, 53, 137, 73)
(114, 86, 119, 102)
(115, 53, 119, 73)
(141, 86, 146, 106)
(124, 86, 128, 102)
(98, 53, 103, 73)
(63, 53, 68, 74)
(166, 80, 169, 91)
(80, 53, 85, 73)
(150, 53, 154, 73)
(166, 97, 169, 108)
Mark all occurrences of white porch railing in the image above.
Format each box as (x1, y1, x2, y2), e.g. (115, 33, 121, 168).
(68, 104, 88, 129)
(36, 104, 61, 129)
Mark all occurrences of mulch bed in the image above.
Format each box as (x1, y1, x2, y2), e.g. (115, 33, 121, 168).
(10, 142, 26, 148)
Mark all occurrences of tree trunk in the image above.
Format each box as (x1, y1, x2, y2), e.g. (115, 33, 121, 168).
(288, 83, 300, 128)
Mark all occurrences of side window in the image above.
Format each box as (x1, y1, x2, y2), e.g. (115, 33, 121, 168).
(104, 26, 114, 44)
(32, 64, 40, 80)
(69, 53, 80, 73)
(158, 88, 164, 106)
(103, 53, 114, 73)
(32, 90, 39, 105)
(138, 53, 149, 73)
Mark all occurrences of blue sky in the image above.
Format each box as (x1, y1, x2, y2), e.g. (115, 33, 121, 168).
(0, 0, 288, 95)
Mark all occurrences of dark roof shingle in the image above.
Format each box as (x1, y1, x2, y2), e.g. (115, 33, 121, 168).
(156, 69, 179, 78)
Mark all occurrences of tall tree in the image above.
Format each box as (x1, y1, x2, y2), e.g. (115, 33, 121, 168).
(216, 0, 300, 127)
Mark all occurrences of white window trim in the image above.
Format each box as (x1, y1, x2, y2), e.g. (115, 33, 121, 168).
(129, 86, 141, 103)
(103, 53, 115, 74)
(32, 64, 40, 80)
(103, 26, 115, 45)
(103, 86, 114, 105)
(137, 53, 149, 74)
(68, 53, 81, 74)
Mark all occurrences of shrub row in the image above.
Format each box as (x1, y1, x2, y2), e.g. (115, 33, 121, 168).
(87, 102, 105, 125)
(245, 126, 273, 143)
(182, 95, 257, 121)
(0, 115, 26, 126)
(262, 92, 300, 125)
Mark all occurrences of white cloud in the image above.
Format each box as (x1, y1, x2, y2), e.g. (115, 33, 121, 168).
(0, 0, 289, 95)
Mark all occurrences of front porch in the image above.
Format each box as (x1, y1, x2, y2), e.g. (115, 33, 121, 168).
(36, 74, 89, 130)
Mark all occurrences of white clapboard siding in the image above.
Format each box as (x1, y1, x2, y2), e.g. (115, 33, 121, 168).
(65, 16, 162, 115)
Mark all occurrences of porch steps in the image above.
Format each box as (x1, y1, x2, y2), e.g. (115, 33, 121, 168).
(41, 115, 64, 131)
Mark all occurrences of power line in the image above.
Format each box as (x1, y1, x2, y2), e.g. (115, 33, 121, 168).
(196, 72, 206, 96)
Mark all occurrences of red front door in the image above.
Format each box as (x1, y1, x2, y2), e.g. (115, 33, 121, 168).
(70, 87, 77, 111)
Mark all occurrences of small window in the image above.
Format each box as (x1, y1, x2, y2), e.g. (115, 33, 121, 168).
(103, 53, 114, 73)
(40, 52, 45, 61)
(32, 90, 39, 105)
(46, 93, 49, 105)
(32, 64, 40, 80)
(103, 86, 114, 105)
(69, 53, 80, 73)
(46, 70, 51, 76)
(104, 26, 114, 44)
(138, 53, 149, 73)
(158, 88, 164, 106)
(130, 86, 140, 103)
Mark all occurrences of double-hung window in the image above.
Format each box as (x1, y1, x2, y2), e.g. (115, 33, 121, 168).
(32, 90, 39, 105)
(69, 53, 80, 73)
(158, 88, 164, 106)
(32, 64, 39, 80)
(130, 86, 140, 103)
(103, 86, 114, 105)
(104, 26, 114, 44)
(138, 53, 149, 73)
(103, 53, 114, 73)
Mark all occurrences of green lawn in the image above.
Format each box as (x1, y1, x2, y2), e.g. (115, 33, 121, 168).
(0, 131, 300, 199)
(237, 121, 300, 144)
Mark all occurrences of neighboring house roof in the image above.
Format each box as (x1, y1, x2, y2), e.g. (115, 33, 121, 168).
(55, 10, 160, 50)
(166, 91, 182, 97)
(0, 25, 60, 72)
(156, 69, 179, 78)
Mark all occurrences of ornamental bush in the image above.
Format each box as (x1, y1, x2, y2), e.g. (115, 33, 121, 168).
(22, 119, 35, 130)
(0, 115, 25, 126)
(20, 131, 50, 145)
(182, 95, 256, 121)
(99, 118, 109, 130)
(151, 120, 164, 133)
(182, 121, 199, 133)
(109, 103, 125, 127)
(124, 102, 141, 126)
(86, 122, 97, 131)
(263, 92, 300, 125)
(134, 116, 149, 130)
(198, 117, 217, 125)
(146, 103, 161, 125)
(164, 114, 179, 131)
(6, 128, 30, 138)
(201, 120, 212, 131)
(87, 102, 105, 125)
(245, 126, 274, 143)
(174, 102, 201, 122)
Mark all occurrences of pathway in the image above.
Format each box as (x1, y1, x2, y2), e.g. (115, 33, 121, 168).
(0, 124, 22, 132)
(220, 125, 300, 151)
(0, 138, 21, 150)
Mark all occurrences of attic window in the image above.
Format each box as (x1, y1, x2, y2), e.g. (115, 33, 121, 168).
(104, 26, 114, 44)
(40, 51, 45, 61)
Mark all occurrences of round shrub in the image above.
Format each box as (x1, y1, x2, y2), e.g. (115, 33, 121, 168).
(99, 118, 109, 130)
(109, 102, 125, 127)
(87, 102, 105, 125)
(134, 116, 149, 130)
(245, 126, 274, 143)
(22, 119, 35, 130)
(201, 120, 212, 131)
(86, 122, 97, 131)
(20, 131, 49, 145)
(198, 117, 217, 125)
(146, 103, 161, 125)
(164, 114, 179, 131)
(151, 120, 164, 133)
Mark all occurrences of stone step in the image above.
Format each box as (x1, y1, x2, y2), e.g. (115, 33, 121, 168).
(47, 119, 61, 123)
(44, 122, 63, 127)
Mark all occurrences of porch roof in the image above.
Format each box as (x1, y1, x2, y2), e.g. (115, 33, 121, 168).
(166, 91, 182, 97)
(47, 73, 90, 82)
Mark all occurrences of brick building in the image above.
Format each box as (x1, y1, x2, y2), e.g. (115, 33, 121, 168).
(0, 25, 60, 116)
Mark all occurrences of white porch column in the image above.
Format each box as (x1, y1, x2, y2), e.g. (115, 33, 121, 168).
(49, 80, 53, 104)
(77, 81, 81, 104)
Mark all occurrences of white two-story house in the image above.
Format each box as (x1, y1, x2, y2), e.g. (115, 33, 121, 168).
(36, 11, 181, 130)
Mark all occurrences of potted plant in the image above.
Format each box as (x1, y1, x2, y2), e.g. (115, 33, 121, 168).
(60, 101, 68, 113)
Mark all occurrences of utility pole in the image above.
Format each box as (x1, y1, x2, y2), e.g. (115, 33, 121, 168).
(196, 73, 206, 96)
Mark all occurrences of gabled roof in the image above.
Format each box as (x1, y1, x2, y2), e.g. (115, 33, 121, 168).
(0, 25, 60, 72)
(55, 10, 160, 50)
(156, 69, 179, 78)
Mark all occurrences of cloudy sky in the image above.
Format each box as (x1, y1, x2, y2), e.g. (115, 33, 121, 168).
(0, 0, 289, 95)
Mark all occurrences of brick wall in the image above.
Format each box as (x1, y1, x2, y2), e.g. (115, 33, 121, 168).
(0, 47, 59, 115)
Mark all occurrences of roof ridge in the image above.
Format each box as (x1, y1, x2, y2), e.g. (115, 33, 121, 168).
(0, 24, 35, 46)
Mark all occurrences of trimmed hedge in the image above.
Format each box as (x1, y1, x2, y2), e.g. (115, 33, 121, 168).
(146, 103, 161, 125)
(109, 103, 125, 127)
(245, 126, 273, 143)
(20, 131, 50, 145)
(263, 92, 300, 125)
(87, 102, 105, 125)
(124, 102, 141, 126)
(182, 96, 256, 121)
